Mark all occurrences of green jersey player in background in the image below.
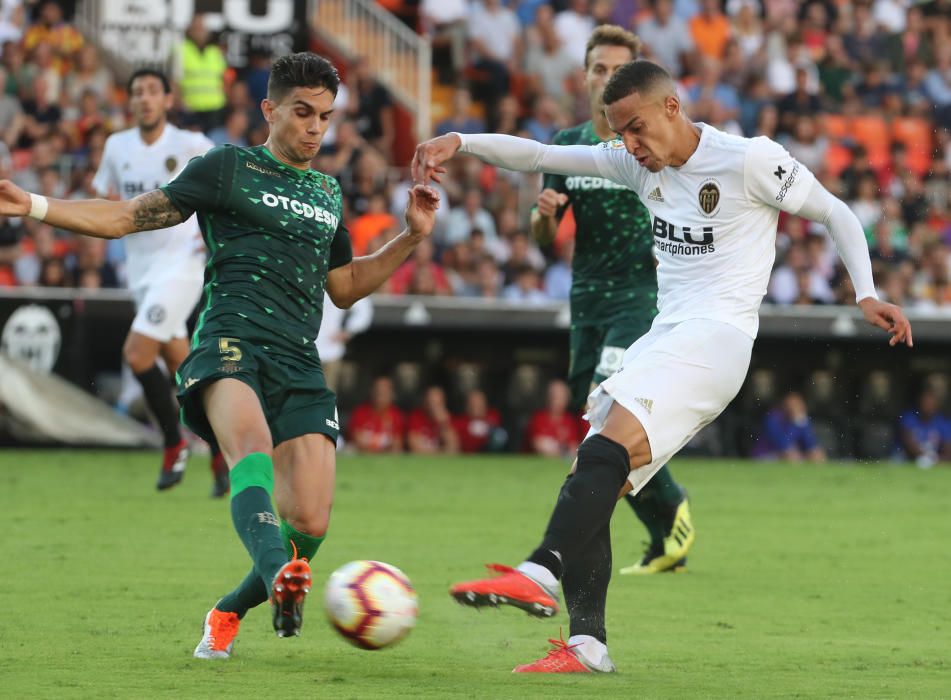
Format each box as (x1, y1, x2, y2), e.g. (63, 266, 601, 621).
(530, 26, 694, 575)
(0, 53, 439, 657)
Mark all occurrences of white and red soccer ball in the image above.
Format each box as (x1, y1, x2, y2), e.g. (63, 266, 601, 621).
(323, 560, 418, 649)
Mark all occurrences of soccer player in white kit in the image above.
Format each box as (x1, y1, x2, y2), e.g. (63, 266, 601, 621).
(92, 68, 225, 496)
(412, 60, 913, 673)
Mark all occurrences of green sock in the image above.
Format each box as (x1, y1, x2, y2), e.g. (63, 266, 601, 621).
(626, 465, 684, 544)
(280, 519, 326, 561)
(228, 453, 287, 590)
(217, 519, 326, 617)
(625, 492, 667, 543)
(640, 465, 683, 506)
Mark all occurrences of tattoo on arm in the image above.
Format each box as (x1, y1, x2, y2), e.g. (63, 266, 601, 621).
(131, 190, 187, 232)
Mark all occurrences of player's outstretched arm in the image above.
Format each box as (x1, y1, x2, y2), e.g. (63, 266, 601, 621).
(794, 180, 912, 348)
(326, 185, 439, 308)
(0, 180, 185, 239)
(412, 132, 606, 185)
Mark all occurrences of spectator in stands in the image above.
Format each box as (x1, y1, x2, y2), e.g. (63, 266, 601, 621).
(453, 388, 504, 452)
(756, 391, 827, 463)
(553, 0, 595, 66)
(637, 0, 695, 77)
(175, 14, 227, 133)
(349, 376, 405, 453)
(64, 45, 112, 106)
(466, 0, 521, 129)
(316, 293, 373, 392)
(444, 187, 498, 246)
(349, 57, 395, 160)
(781, 114, 828, 175)
(471, 255, 503, 298)
(208, 107, 249, 148)
(776, 67, 822, 135)
(435, 86, 485, 137)
(22, 1, 82, 70)
(524, 10, 577, 102)
(503, 264, 547, 304)
(0, 67, 23, 145)
(543, 238, 572, 301)
(522, 94, 564, 144)
(407, 386, 460, 454)
(525, 379, 580, 457)
(690, 0, 732, 60)
(421, 0, 468, 78)
(769, 239, 834, 305)
(898, 386, 951, 467)
(350, 192, 398, 256)
(389, 238, 452, 295)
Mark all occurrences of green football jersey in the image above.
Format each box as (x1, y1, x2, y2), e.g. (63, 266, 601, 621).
(161, 144, 352, 363)
(543, 121, 656, 327)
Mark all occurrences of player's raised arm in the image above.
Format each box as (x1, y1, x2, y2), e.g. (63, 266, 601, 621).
(0, 180, 185, 239)
(797, 181, 913, 347)
(325, 185, 440, 308)
(412, 132, 612, 185)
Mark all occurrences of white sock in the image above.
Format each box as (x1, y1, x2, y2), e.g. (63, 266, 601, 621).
(516, 560, 558, 589)
(567, 635, 608, 664)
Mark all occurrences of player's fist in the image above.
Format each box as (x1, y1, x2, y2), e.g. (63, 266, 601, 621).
(537, 188, 568, 218)
(0, 180, 31, 218)
(411, 133, 461, 185)
(405, 184, 440, 238)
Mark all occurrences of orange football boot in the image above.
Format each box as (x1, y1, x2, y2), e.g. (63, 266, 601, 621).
(513, 634, 616, 673)
(271, 559, 312, 637)
(449, 564, 559, 617)
(193, 609, 241, 659)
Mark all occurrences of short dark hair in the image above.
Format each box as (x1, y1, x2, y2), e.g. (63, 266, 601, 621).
(127, 68, 171, 94)
(267, 52, 340, 103)
(602, 59, 674, 106)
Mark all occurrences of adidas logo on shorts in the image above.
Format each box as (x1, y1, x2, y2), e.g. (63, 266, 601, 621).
(634, 397, 654, 414)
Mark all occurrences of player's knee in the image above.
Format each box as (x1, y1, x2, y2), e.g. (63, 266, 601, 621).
(576, 434, 631, 483)
(286, 510, 331, 538)
(123, 338, 156, 374)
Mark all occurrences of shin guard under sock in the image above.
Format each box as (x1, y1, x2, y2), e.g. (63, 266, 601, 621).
(527, 434, 630, 580)
(563, 519, 611, 644)
(135, 364, 182, 448)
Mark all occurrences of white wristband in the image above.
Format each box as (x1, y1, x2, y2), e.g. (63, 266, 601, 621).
(28, 193, 48, 221)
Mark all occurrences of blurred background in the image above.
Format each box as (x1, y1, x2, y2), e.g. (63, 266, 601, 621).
(0, 0, 949, 466)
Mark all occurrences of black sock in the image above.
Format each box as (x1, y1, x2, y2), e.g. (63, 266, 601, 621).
(528, 434, 630, 580)
(563, 518, 611, 644)
(134, 364, 181, 448)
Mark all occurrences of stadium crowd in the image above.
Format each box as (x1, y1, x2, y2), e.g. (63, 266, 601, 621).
(0, 1, 950, 309)
(0, 0, 948, 461)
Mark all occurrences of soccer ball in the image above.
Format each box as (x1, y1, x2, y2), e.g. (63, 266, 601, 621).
(324, 560, 418, 650)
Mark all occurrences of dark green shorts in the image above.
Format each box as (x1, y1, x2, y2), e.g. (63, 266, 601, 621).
(568, 317, 653, 410)
(176, 335, 339, 447)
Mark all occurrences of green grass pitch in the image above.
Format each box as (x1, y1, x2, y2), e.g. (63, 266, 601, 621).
(1, 451, 949, 699)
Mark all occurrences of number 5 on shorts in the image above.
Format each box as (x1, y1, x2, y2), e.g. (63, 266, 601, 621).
(218, 337, 243, 362)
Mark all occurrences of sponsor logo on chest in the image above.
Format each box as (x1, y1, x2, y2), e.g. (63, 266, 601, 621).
(260, 192, 339, 228)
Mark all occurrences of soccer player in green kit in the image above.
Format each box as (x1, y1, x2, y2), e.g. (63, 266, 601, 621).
(530, 26, 694, 574)
(0, 53, 439, 657)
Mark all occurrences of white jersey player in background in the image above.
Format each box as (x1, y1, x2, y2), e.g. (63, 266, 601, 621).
(412, 59, 912, 673)
(92, 68, 226, 497)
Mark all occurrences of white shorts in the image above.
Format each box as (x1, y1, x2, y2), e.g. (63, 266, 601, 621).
(130, 276, 204, 343)
(585, 319, 753, 492)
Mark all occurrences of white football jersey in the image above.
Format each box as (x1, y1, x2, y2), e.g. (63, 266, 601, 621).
(591, 124, 816, 338)
(93, 124, 214, 287)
